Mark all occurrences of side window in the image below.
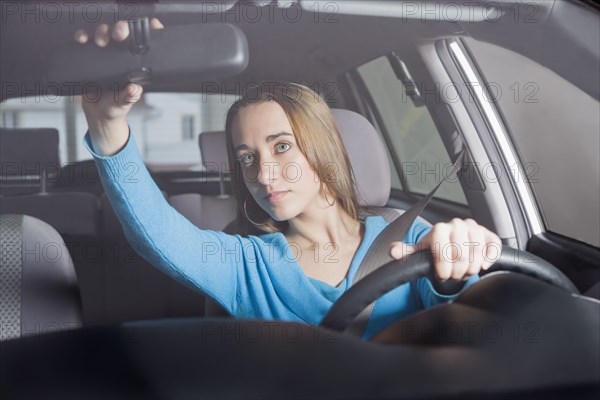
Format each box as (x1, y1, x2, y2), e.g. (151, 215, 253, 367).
(464, 38, 600, 247)
(355, 55, 467, 205)
(0, 93, 238, 170)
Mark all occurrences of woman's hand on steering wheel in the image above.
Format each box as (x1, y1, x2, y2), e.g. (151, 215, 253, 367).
(389, 218, 502, 282)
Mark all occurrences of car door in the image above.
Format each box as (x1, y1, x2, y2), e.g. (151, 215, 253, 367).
(336, 1, 599, 296)
(340, 53, 472, 225)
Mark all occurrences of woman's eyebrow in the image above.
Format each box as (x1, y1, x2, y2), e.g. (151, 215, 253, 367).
(234, 131, 294, 152)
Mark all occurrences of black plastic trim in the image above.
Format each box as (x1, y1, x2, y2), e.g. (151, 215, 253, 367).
(388, 188, 471, 224)
(527, 231, 600, 293)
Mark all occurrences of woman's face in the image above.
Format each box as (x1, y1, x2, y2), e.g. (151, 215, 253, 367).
(231, 101, 324, 222)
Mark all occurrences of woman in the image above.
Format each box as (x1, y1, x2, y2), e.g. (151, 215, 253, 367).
(79, 21, 501, 340)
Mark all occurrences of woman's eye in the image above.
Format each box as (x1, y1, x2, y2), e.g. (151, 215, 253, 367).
(239, 153, 255, 164)
(238, 143, 290, 165)
(276, 143, 291, 152)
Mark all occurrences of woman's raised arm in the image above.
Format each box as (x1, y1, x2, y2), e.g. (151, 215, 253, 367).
(76, 19, 164, 156)
(77, 19, 252, 315)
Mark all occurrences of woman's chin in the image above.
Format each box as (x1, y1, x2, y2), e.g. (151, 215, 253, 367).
(265, 206, 296, 222)
(268, 211, 290, 222)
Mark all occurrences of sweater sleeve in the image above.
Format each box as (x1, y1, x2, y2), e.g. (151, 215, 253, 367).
(83, 127, 250, 315)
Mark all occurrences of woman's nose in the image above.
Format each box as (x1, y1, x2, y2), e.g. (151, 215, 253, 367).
(257, 160, 280, 186)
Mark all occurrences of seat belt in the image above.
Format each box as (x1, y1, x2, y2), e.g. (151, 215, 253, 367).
(344, 151, 466, 338)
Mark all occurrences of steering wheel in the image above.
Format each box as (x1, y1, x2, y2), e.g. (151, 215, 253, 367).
(319, 247, 579, 335)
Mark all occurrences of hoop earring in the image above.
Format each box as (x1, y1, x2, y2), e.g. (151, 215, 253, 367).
(324, 192, 336, 207)
(244, 194, 268, 226)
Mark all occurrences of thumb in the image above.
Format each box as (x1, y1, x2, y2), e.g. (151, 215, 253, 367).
(122, 83, 144, 104)
(390, 242, 416, 260)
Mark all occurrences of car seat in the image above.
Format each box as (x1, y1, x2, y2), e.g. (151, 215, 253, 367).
(0, 214, 83, 340)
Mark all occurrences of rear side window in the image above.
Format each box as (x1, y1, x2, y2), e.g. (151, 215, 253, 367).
(356, 55, 467, 205)
(0, 93, 238, 170)
(464, 38, 600, 247)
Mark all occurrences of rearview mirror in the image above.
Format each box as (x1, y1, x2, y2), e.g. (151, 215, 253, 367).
(45, 21, 248, 95)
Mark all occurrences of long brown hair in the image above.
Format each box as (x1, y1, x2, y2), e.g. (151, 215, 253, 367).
(224, 82, 365, 236)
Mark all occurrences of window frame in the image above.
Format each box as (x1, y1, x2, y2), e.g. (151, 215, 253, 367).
(339, 50, 473, 223)
(1, 110, 20, 128)
(442, 38, 543, 247)
(181, 114, 196, 142)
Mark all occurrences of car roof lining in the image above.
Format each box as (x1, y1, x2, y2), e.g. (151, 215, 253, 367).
(0, 5, 460, 99)
(2, 1, 597, 101)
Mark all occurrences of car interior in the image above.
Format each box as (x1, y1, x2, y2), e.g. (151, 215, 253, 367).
(1, 1, 599, 398)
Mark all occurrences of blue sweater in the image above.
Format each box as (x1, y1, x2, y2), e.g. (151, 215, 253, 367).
(83, 129, 478, 340)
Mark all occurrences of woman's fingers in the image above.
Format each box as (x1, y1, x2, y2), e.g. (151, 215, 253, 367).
(94, 23, 110, 47)
(111, 20, 129, 42)
(429, 218, 503, 281)
(482, 229, 502, 270)
(389, 218, 502, 283)
(74, 29, 88, 44)
(123, 83, 144, 104)
(110, 83, 144, 105)
(74, 18, 164, 46)
(390, 242, 415, 261)
(448, 219, 470, 280)
(464, 218, 485, 279)
(430, 223, 452, 281)
(149, 17, 165, 29)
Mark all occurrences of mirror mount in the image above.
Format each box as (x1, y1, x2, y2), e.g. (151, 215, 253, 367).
(128, 18, 151, 55)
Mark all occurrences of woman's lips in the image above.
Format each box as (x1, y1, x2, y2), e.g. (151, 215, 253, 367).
(265, 191, 289, 204)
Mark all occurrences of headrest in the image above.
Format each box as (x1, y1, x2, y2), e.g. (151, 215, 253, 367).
(0, 128, 60, 182)
(198, 131, 229, 172)
(197, 111, 390, 206)
(331, 109, 391, 207)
